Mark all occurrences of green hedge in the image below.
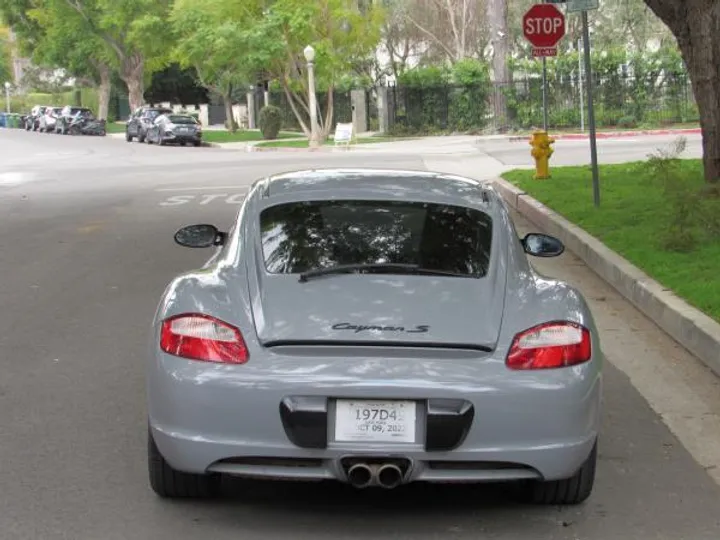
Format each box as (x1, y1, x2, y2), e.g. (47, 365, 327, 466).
(9, 87, 102, 117)
(389, 59, 492, 135)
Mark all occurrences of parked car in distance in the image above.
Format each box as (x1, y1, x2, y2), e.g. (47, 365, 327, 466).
(146, 113, 202, 146)
(126, 106, 172, 143)
(38, 107, 63, 133)
(25, 105, 48, 131)
(56, 106, 94, 134)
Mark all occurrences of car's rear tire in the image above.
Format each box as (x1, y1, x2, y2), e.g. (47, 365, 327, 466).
(148, 428, 221, 498)
(521, 440, 597, 505)
(126, 131, 133, 142)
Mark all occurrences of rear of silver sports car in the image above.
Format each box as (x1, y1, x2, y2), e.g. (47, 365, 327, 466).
(148, 333, 601, 489)
(147, 196, 602, 497)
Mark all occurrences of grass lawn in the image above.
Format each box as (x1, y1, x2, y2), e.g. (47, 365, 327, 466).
(202, 130, 301, 143)
(501, 159, 720, 323)
(255, 135, 417, 148)
(106, 122, 125, 133)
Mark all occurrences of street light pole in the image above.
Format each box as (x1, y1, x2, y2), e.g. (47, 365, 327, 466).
(303, 45, 320, 149)
(4, 82, 10, 113)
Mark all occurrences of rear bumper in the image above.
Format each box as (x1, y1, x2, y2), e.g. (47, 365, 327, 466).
(165, 132, 201, 142)
(151, 425, 597, 484)
(148, 352, 603, 484)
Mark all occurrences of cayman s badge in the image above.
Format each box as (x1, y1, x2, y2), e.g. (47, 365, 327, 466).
(331, 322, 430, 334)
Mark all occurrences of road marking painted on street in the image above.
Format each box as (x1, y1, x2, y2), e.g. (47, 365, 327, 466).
(158, 192, 248, 206)
(154, 186, 248, 192)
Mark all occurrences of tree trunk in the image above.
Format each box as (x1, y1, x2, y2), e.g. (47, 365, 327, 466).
(643, 0, 720, 182)
(281, 80, 311, 136)
(119, 53, 145, 112)
(96, 63, 111, 121)
(487, 0, 510, 132)
(321, 87, 334, 139)
(223, 87, 237, 132)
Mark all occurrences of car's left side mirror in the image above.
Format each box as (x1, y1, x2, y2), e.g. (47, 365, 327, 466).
(521, 233, 565, 257)
(174, 224, 226, 248)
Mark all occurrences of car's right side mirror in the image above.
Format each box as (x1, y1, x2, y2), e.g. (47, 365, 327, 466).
(521, 233, 565, 257)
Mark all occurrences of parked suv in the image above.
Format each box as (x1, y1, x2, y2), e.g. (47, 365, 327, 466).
(126, 106, 172, 143)
(146, 113, 203, 146)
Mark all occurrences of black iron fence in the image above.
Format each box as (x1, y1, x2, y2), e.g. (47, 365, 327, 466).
(267, 89, 353, 132)
(387, 73, 698, 134)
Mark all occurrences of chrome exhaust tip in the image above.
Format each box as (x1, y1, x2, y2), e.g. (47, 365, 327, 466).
(347, 463, 374, 489)
(377, 464, 403, 489)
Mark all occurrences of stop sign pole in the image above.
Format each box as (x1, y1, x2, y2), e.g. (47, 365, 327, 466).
(523, 2, 566, 131)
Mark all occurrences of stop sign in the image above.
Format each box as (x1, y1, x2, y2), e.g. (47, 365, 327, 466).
(523, 4, 566, 48)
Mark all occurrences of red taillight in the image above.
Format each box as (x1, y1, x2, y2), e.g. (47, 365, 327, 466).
(506, 322, 591, 370)
(160, 313, 249, 364)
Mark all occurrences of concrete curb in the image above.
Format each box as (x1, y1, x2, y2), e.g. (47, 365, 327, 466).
(504, 128, 702, 142)
(491, 176, 720, 379)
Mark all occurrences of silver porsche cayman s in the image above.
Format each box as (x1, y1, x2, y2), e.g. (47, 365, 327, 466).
(147, 168, 603, 505)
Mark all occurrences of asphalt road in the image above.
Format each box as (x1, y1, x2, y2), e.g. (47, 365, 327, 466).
(1, 129, 719, 540)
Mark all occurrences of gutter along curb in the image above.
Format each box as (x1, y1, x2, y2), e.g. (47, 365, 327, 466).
(491, 176, 720, 379)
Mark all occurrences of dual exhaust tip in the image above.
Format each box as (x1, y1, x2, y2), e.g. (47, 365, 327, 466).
(347, 463, 404, 489)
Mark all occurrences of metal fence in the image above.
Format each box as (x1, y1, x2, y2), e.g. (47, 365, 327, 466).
(386, 74, 698, 134)
(267, 89, 353, 132)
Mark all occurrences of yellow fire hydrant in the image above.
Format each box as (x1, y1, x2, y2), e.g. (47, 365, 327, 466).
(529, 131, 555, 180)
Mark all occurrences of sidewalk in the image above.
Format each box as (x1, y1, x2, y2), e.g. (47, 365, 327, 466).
(108, 126, 702, 152)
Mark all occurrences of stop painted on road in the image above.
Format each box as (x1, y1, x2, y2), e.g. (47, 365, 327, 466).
(158, 192, 247, 206)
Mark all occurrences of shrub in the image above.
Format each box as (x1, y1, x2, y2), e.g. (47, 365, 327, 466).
(636, 137, 717, 252)
(259, 105, 282, 139)
(618, 115, 637, 129)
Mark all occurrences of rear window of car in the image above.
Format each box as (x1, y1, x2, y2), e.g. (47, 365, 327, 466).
(145, 109, 171, 119)
(167, 115, 196, 124)
(259, 200, 493, 277)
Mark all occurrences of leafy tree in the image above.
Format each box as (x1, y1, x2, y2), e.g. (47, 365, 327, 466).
(239, 0, 384, 141)
(171, 0, 256, 131)
(58, 0, 173, 111)
(642, 0, 720, 183)
(25, 1, 113, 118)
(0, 25, 12, 85)
(0, 0, 114, 118)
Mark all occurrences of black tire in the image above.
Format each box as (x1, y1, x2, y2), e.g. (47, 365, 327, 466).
(138, 130, 145, 143)
(126, 130, 133, 142)
(148, 428, 221, 498)
(521, 440, 597, 505)
(193, 141, 201, 147)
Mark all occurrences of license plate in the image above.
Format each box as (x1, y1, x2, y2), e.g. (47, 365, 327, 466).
(334, 400, 416, 443)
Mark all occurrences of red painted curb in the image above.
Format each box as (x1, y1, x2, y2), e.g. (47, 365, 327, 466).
(556, 128, 701, 140)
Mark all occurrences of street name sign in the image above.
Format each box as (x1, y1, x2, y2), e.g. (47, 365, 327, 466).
(567, 0, 599, 12)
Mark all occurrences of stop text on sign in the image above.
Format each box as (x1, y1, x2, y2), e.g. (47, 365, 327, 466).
(524, 16, 563, 36)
